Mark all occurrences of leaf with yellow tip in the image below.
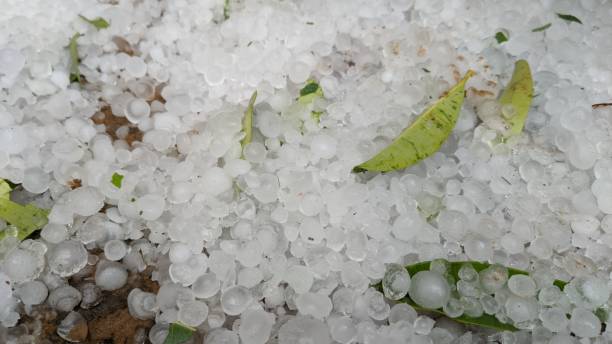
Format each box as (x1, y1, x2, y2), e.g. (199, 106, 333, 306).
(240, 91, 258, 155)
(353, 70, 475, 172)
(499, 60, 533, 136)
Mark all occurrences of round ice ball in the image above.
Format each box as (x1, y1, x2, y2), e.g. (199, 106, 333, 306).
(243, 142, 267, 163)
(408, 271, 450, 309)
(178, 300, 209, 327)
(206, 328, 239, 344)
(47, 240, 88, 277)
(310, 134, 337, 159)
(569, 308, 600, 338)
(68, 187, 104, 216)
(200, 167, 232, 196)
(382, 264, 411, 300)
(48, 286, 82, 312)
(128, 288, 157, 320)
(507, 275, 537, 298)
(2, 247, 45, 283)
(95, 261, 128, 291)
(22, 167, 50, 194)
(104, 239, 128, 261)
(239, 309, 275, 344)
(220, 285, 253, 316)
(125, 98, 151, 124)
(192, 273, 220, 299)
(16, 280, 48, 305)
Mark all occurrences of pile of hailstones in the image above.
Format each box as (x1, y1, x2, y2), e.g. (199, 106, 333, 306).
(382, 261, 609, 341)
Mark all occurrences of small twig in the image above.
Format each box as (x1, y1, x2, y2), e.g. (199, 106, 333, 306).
(592, 103, 612, 109)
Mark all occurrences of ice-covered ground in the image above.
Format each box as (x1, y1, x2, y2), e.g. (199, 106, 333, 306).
(1, 0, 612, 343)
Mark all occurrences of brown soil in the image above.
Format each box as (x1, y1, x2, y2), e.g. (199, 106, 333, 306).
(24, 266, 159, 344)
(91, 106, 143, 147)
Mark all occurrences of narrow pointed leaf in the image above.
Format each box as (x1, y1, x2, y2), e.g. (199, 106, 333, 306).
(499, 60, 533, 136)
(79, 15, 110, 30)
(556, 13, 582, 24)
(354, 70, 475, 172)
(69, 33, 82, 83)
(163, 322, 195, 344)
(223, 0, 230, 20)
(532, 23, 552, 32)
(376, 260, 570, 332)
(241, 91, 258, 153)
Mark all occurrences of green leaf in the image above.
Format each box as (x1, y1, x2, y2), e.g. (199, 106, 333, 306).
(353, 70, 475, 172)
(163, 322, 195, 344)
(531, 23, 552, 32)
(556, 13, 583, 24)
(0, 199, 49, 241)
(495, 31, 508, 44)
(111, 172, 124, 188)
(69, 33, 82, 83)
(298, 80, 324, 105)
(241, 91, 258, 155)
(79, 15, 110, 30)
(0, 180, 11, 200)
(376, 260, 569, 332)
(223, 0, 230, 20)
(499, 60, 533, 136)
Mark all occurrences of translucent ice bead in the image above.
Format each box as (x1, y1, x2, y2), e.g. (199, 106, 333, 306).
(95, 261, 128, 291)
(243, 142, 267, 163)
(382, 264, 411, 300)
(2, 245, 45, 283)
(442, 298, 464, 318)
(389, 303, 417, 324)
(126, 56, 147, 78)
(16, 280, 48, 305)
(539, 307, 568, 332)
(278, 317, 332, 344)
(458, 263, 479, 283)
(285, 265, 313, 294)
(310, 134, 337, 159)
(414, 315, 435, 335)
(239, 309, 275, 344)
(127, 288, 156, 320)
(461, 297, 484, 317)
(479, 265, 509, 293)
(48, 286, 82, 312)
(22, 167, 50, 194)
(221, 286, 253, 316)
(125, 98, 151, 124)
(504, 296, 537, 323)
(200, 167, 232, 196)
(364, 289, 390, 320)
(507, 275, 537, 298)
(408, 271, 450, 309)
(47, 240, 88, 277)
(569, 308, 600, 338)
(328, 316, 356, 344)
(192, 273, 220, 299)
(480, 294, 499, 314)
(104, 239, 128, 261)
(538, 286, 562, 306)
(296, 292, 333, 320)
(178, 300, 209, 327)
(206, 328, 239, 344)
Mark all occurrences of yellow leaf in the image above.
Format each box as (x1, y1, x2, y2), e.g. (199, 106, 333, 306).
(240, 91, 258, 155)
(354, 70, 475, 172)
(499, 60, 533, 136)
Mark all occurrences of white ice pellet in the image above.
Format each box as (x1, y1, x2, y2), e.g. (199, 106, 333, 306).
(239, 309, 275, 344)
(284, 265, 313, 294)
(47, 240, 88, 277)
(200, 167, 232, 196)
(220, 285, 253, 316)
(408, 271, 450, 309)
(310, 134, 337, 159)
(104, 239, 128, 261)
(296, 292, 333, 319)
(15, 280, 48, 305)
(68, 187, 105, 216)
(95, 261, 128, 291)
(569, 308, 600, 338)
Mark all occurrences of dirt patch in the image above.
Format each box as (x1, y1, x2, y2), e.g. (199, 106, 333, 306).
(91, 106, 143, 147)
(19, 265, 159, 344)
